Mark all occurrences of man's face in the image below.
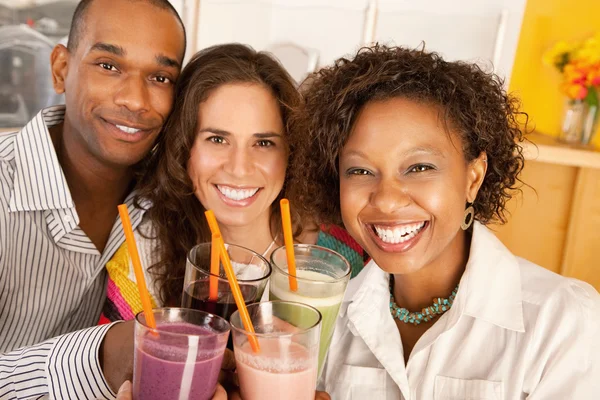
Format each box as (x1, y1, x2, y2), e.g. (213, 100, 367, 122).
(52, 0, 185, 168)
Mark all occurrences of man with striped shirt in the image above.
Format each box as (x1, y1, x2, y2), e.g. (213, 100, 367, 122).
(0, 0, 185, 398)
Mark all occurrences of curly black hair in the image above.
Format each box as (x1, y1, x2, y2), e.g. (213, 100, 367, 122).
(288, 44, 528, 226)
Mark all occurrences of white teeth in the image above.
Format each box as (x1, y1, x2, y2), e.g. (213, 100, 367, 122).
(374, 222, 426, 244)
(115, 124, 141, 134)
(217, 185, 259, 201)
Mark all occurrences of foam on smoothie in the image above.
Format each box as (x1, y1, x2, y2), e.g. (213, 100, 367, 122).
(270, 269, 344, 307)
(236, 340, 318, 400)
(231, 261, 266, 281)
(235, 340, 314, 373)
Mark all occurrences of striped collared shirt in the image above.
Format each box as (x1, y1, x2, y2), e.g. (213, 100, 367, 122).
(0, 106, 148, 399)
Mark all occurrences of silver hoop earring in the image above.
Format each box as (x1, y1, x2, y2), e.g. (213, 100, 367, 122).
(461, 203, 475, 230)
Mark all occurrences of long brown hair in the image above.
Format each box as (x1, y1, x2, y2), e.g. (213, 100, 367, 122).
(136, 43, 301, 305)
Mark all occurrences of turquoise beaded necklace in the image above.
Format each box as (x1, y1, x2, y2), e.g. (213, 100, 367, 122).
(389, 279, 459, 325)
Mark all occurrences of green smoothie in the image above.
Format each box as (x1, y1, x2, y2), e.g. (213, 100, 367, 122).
(269, 269, 345, 372)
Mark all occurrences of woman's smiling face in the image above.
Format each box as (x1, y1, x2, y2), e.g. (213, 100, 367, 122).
(339, 97, 486, 275)
(187, 82, 287, 228)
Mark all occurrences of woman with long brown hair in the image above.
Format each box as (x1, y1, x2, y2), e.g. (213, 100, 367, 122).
(100, 43, 367, 321)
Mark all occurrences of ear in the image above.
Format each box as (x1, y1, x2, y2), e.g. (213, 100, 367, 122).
(50, 44, 69, 94)
(466, 152, 487, 203)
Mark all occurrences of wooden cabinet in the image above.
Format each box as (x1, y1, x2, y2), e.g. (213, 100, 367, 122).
(494, 133, 600, 291)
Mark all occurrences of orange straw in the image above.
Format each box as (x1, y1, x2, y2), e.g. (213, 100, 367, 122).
(205, 210, 221, 236)
(209, 233, 220, 301)
(205, 210, 221, 300)
(214, 234, 260, 353)
(280, 199, 298, 292)
(118, 204, 156, 329)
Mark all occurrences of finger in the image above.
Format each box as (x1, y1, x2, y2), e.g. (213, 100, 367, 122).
(116, 380, 132, 400)
(219, 348, 238, 390)
(219, 369, 239, 394)
(315, 391, 331, 400)
(221, 348, 236, 371)
(218, 369, 233, 389)
(212, 383, 228, 400)
(229, 390, 243, 400)
(233, 370, 239, 387)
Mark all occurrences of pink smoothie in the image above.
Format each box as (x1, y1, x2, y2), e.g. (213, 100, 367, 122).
(235, 341, 318, 400)
(133, 322, 225, 400)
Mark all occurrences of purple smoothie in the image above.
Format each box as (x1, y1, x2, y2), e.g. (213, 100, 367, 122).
(133, 322, 226, 400)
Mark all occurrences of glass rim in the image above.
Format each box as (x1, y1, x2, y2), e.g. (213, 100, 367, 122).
(229, 300, 322, 338)
(187, 242, 272, 283)
(270, 244, 351, 283)
(135, 307, 231, 337)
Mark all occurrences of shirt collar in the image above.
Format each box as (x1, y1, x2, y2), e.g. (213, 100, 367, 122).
(455, 221, 525, 332)
(342, 221, 525, 333)
(9, 106, 74, 212)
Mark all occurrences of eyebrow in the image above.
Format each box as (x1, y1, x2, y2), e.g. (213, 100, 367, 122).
(342, 146, 445, 159)
(254, 132, 282, 139)
(401, 146, 446, 158)
(91, 42, 125, 56)
(198, 128, 282, 138)
(156, 54, 180, 69)
(341, 149, 370, 159)
(198, 128, 230, 136)
(90, 42, 180, 69)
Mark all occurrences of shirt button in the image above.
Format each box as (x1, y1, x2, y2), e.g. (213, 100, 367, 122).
(64, 215, 73, 223)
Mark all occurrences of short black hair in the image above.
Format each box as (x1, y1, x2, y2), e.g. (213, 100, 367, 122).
(67, 0, 186, 55)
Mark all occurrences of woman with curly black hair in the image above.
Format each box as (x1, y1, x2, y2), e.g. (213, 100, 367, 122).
(288, 45, 599, 399)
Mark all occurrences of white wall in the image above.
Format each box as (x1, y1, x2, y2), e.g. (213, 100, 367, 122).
(186, 0, 527, 84)
(374, 0, 525, 84)
(2, 0, 527, 84)
(0, 0, 75, 7)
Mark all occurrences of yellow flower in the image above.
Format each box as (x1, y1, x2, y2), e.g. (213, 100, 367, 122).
(564, 62, 588, 85)
(588, 65, 600, 86)
(574, 36, 600, 64)
(547, 34, 600, 100)
(543, 40, 577, 69)
(562, 83, 588, 100)
(575, 48, 600, 64)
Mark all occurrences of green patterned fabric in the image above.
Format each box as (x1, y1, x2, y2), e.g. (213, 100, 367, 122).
(317, 225, 368, 279)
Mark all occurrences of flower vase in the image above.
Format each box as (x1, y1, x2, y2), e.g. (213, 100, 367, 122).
(582, 103, 598, 145)
(560, 99, 584, 144)
(560, 99, 598, 145)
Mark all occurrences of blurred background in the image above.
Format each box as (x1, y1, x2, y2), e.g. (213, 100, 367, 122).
(1, 0, 599, 290)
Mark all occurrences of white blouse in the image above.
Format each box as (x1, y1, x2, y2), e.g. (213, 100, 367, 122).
(319, 222, 600, 400)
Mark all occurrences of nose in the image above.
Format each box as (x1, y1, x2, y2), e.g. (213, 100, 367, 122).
(114, 74, 150, 113)
(370, 177, 411, 215)
(224, 146, 255, 178)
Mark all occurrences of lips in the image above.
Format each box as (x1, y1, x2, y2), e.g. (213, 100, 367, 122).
(216, 185, 260, 201)
(101, 118, 155, 143)
(365, 220, 429, 253)
(114, 124, 141, 134)
(213, 184, 262, 208)
(373, 221, 426, 244)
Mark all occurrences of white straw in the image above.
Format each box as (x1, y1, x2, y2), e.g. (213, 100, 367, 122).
(178, 335, 199, 400)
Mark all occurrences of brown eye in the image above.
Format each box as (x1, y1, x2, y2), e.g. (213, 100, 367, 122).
(208, 136, 225, 144)
(256, 140, 275, 147)
(98, 63, 117, 72)
(153, 75, 172, 84)
(408, 164, 434, 173)
(347, 168, 371, 176)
